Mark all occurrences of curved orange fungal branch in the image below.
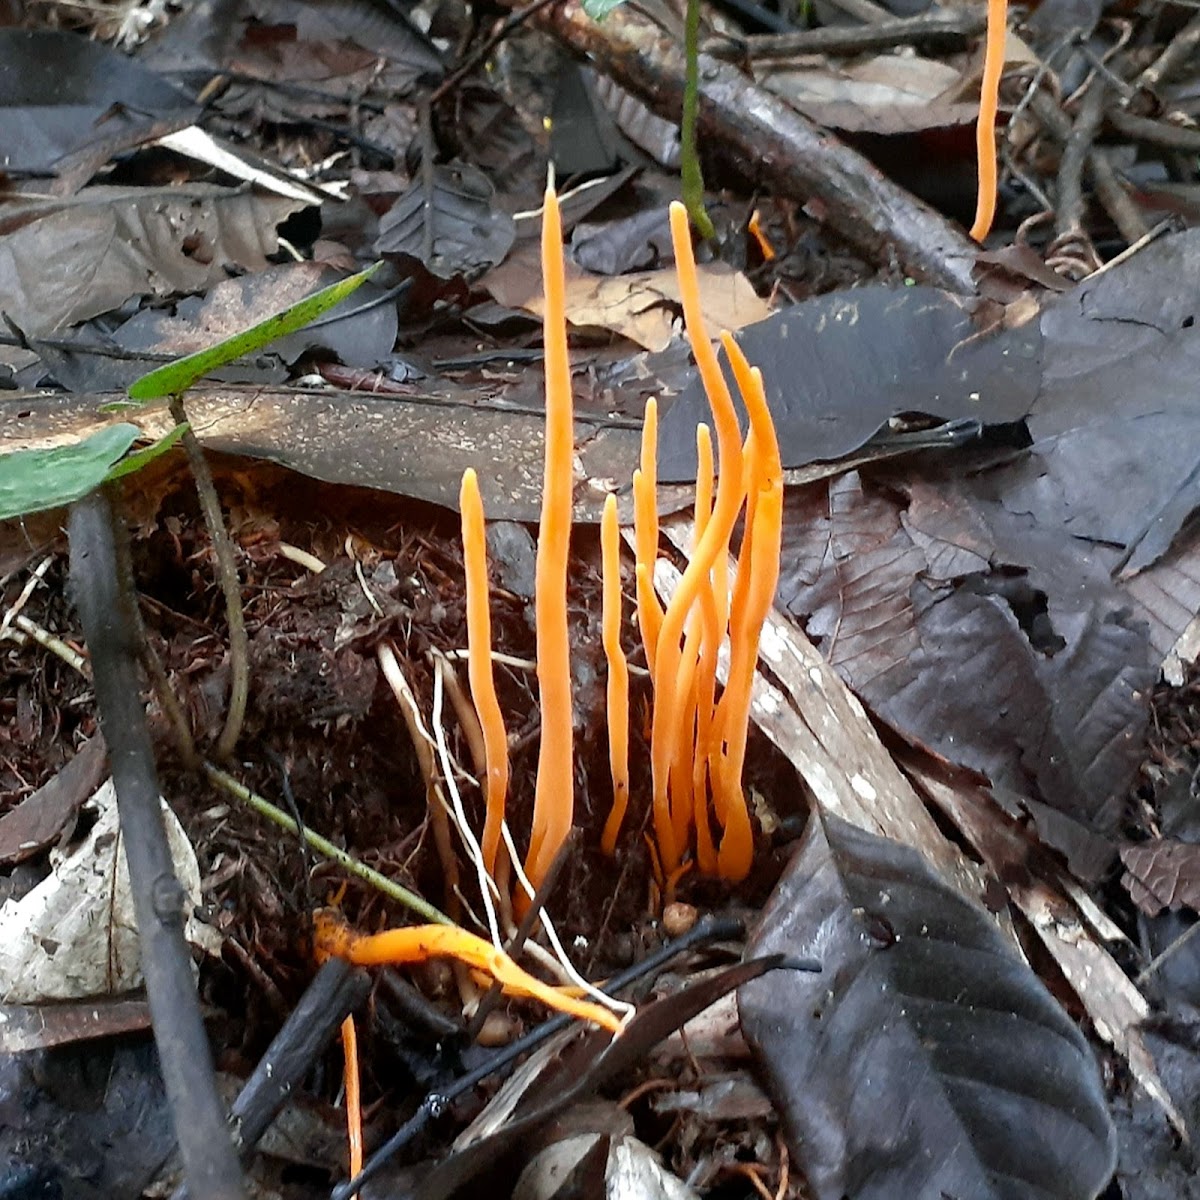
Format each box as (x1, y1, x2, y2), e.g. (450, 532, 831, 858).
(712, 337, 782, 882)
(340, 1016, 363, 1188)
(970, 0, 1009, 241)
(691, 423, 720, 875)
(525, 182, 575, 890)
(634, 478, 664, 675)
(314, 910, 622, 1033)
(649, 203, 745, 873)
(670, 658, 699, 852)
(712, 421, 760, 828)
(599, 494, 631, 855)
(460, 468, 509, 875)
(633, 400, 664, 671)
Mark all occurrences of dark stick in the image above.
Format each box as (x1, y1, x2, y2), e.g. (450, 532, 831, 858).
(170, 960, 373, 1200)
(708, 9, 987, 59)
(1107, 109, 1200, 156)
(68, 488, 245, 1200)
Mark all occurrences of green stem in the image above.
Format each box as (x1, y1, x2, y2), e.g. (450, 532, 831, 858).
(681, 0, 715, 239)
(202, 762, 453, 926)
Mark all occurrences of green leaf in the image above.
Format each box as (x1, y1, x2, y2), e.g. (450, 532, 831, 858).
(582, 0, 627, 17)
(103, 422, 189, 482)
(0, 424, 141, 521)
(127, 262, 383, 402)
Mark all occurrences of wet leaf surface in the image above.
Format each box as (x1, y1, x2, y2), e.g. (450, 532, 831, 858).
(0, 30, 197, 177)
(739, 811, 1117, 1200)
(659, 285, 1041, 479)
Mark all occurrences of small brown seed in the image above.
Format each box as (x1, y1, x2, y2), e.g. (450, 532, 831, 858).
(662, 901, 698, 938)
(475, 1010, 520, 1047)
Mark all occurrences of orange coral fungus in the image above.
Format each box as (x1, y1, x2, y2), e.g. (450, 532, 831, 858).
(314, 910, 621, 1033)
(711, 336, 782, 881)
(525, 183, 575, 890)
(690, 423, 721, 875)
(340, 1016, 363, 1189)
(600, 494, 631, 855)
(970, 0, 1008, 241)
(633, 399, 664, 671)
(747, 210, 776, 261)
(648, 203, 746, 874)
(460, 467, 509, 874)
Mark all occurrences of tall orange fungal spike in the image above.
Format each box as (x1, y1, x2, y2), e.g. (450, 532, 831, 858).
(460, 467, 509, 874)
(600, 494, 631, 855)
(525, 183, 575, 890)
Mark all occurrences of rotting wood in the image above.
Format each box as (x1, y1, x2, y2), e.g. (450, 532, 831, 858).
(536, 0, 979, 293)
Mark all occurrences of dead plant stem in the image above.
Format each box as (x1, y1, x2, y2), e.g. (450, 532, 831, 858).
(169, 394, 248, 760)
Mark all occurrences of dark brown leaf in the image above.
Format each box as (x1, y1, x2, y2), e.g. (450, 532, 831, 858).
(0, 735, 106, 866)
(1122, 840, 1200, 916)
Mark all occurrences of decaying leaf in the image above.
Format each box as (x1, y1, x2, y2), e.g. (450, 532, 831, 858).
(779, 471, 1157, 879)
(375, 163, 516, 279)
(1122, 841, 1200, 916)
(0, 780, 219, 1002)
(0, 735, 106, 866)
(0, 185, 304, 335)
(740, 811, 1117, 1200)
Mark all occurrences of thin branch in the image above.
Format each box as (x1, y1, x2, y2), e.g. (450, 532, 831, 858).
(169, 395, 249, 760)
(68, 487, 244, 1200)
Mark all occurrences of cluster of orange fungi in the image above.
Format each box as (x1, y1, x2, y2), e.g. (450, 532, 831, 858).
(460, 189, 782, 896)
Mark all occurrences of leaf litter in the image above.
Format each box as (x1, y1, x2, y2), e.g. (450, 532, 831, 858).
(1, 0, 1199, 1194)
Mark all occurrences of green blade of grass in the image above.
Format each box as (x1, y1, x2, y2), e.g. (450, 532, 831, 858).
(0, 424, 141, 520)
(127, 262, 383, 402)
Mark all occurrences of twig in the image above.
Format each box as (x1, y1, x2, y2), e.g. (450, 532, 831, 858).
(0, 554, 53, 637)
(1107, 109, 1200, 155)
(203, 761, 454, 925)
(2, 612, 90, 674)
(168, 395, 248, 760)
(1057, 81, 1106, 238)
(68, 487, 244, 1200)
(428, 0, 560, 106)
(1135, 10, 1200, 94)
(709, 9, 986, 58)
(170, 960, 372, 1200)
(1088, 148, 1149, 246)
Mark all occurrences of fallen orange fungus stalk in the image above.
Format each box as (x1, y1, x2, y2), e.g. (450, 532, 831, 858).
(313, 911, 622, 1033)
(340, 1016, 363, 1187)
